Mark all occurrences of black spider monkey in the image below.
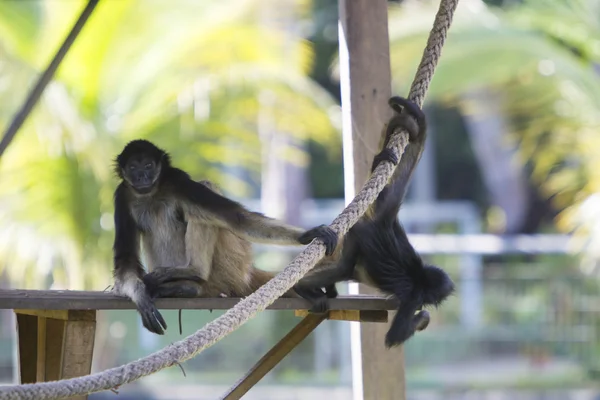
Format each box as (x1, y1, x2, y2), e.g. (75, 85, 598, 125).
(294, 96, 455, 348)
(112, 139, 336, 335)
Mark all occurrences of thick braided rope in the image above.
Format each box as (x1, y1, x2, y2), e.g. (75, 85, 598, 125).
(0, 1, 458, 399)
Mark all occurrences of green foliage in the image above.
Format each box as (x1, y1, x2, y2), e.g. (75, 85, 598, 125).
(0, 0, 339, 289)
(385, 1, 600, 241)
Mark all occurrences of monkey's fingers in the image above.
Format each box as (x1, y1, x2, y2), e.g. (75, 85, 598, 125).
(309, 299, 331, 314)
(294, 285, 330, 314)
(371, 148, 399, 172)
(387, 96, 426, 139)
(324, 284, 339, 299)
(137, 300, 167, 335)
(298, 225, 338, 256)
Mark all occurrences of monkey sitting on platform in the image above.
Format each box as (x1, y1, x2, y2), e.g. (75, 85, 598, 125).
(112, 139, 336, 335)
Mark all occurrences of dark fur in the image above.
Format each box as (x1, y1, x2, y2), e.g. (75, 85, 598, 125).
(294, 96, 455, 348)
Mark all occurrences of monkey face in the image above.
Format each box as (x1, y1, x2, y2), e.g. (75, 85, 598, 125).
(116, 139, 169, 194)
(122, 155, 161, 194)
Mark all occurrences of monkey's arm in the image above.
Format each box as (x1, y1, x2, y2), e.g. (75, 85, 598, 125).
(112, 184, 167, 334)
(373, 97, 426, 182)
(370, 96, 427, 219)
(174, 175, 338, 255)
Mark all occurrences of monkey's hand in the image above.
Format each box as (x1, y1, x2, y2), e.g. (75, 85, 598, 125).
(114, 280, 167, 335)
(371, 148, 399, 172)
(136, 291, 169, 335)
(298, 225, 338, 256)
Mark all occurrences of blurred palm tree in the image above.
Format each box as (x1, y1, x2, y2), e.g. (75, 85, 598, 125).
(0, 0, 340, 290)
(381, 0, 600, 263)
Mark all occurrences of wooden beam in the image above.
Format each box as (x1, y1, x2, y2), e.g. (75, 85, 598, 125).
(14, 310, 96, 400)
(294, 309, 388, 323)
(0, 0, 99, 157)
(221, 313, 327, 400)
(338, 1, 406, 400)
(0, 290, 398, 311)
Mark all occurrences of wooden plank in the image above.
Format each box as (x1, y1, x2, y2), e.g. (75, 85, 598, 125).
(0, 290, 398, 311)
(15, 313, 37, 384)
(221, 313, 327, 400)
(338, 1, 406, 399)
(294, 310, 388, 323)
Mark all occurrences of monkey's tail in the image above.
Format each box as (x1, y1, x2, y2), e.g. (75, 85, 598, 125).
(386, 297, 422, 348)
(248, 267, 300, 298)
(386, 264, 455, 348)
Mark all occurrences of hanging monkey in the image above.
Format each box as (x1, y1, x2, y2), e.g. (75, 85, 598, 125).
(294, 96, 455, 347)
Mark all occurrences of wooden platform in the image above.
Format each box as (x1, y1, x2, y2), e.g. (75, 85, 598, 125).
(2, 290, 395, 400)
(0, 289, 398, 311)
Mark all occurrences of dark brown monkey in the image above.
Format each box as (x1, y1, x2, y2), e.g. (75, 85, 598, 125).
(294, 96, 455, 348)
(112, 139, 336, 334)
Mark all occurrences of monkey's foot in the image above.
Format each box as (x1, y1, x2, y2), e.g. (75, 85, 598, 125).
(309, 298, 331, 314)
(371, 148, 399, 172)
(149, 281, 202, 299)
(294, 286, 331, 314)
(143, 268, 204, 296)
(299, 224, 338, 256)
(324, 284, 339, 299)
(388, 96, 425, 142)
(414, 310, 431, 332)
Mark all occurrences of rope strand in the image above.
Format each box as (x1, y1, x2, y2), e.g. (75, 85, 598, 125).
(0, 1, 459, 398)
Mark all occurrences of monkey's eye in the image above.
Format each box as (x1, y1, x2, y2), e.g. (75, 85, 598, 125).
(145, 163, 153, 169)
(129, 165, 136, 170)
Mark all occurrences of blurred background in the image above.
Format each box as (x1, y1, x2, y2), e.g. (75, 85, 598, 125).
(1, 0, 600, 399)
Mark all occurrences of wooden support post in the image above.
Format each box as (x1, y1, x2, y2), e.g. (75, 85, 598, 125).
(338, 1, 406, 400)
(221, 313, 327, 400)
(14, 309, 97, 400)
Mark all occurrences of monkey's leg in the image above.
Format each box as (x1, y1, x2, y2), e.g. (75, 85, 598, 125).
(294, 243, 359, 313)
(143, 267, 204, 287)
(185, 220, 218, 281)
(149, 280, 203, 299)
